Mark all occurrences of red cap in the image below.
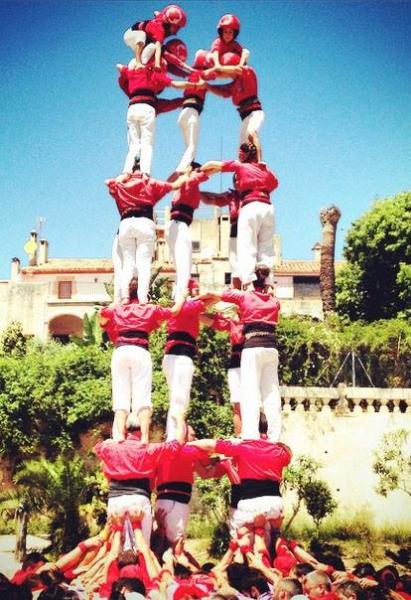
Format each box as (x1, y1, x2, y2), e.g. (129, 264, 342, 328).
(162, 4, 187, 28)
(164, 38, 188, 62)
(217, 14, 241, 34)
(188, 278, 200, 292)
(193, 49, 212, 70)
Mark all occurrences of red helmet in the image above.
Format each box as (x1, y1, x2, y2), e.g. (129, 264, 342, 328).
(161, 4, 187, 28)
(193, 49, 211, 70)
(220, 52, 241, 66)
(217, 14, 240, 35)
(188, 278, 200, 293)
(163, 38, 188, 62)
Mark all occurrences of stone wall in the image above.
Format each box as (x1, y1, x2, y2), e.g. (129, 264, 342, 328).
(281, 385, 411, 527)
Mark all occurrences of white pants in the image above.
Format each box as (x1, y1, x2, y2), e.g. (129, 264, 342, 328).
(237, 201, 274, 284)
(123, 103, 156, 175)
(112, 235, 123, 304)
(234, 496, 284, 528)
(229, 236, 239, 278)
(107, 494, 152, 545)
(112, 345, 152, 413)
(155, 499, 190, 543)
(166, 220, 192, 301)
(239, 109, 265, 146)
(162, 354, 195, 441)
(118, 216, 156, 303)
(176, 107, 201, 172)
(123, 28, 156, 65)
(228, 367, 241, 405)
(240, 347, 282, 441)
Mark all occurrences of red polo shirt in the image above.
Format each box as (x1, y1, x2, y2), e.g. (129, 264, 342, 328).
(211, 313, 244, 346)
(101, 301, 172, 348)
(107, 173, 173, 217)
(156, 445, 208, 487)
(94, 435, 181, 481)
(221, 160, 278, 206)
(215, 438, 291, 480)
(171, 171, 209, 224)
(221, 290, 280, 326)
(165, 299, 204, 353)
(211, 37, 243, 57)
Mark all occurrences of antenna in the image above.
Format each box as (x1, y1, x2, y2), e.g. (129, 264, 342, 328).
(36, 217, 46, 238)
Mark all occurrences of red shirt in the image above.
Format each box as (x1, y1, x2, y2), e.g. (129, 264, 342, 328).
(215, 439, 291, 480)
(107, 173, 173, 217)
(119, 65, 172, 106)
(183, 69, 216, 102)
(221, 160, 278, 206)
(156, 445, 208, 486)
(221, 289, 280, 326)
(101, 300, 172, 347)
(211, 37, 243, 57)
(211, 313, 243, 346)
(171, 172, 209, 223)
(140, 15, 167, 43)
(94, 435, 181, 481)
(165, 299, 204, 352)
(228, 66, 259, 105)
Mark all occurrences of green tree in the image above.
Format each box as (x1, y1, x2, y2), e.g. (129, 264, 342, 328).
(373, 429, 411, 497)
(71, 311, 104, 347)
(0, 321, 27, 357)
(283, 455, 322, 531)
(336, 191, 411, 321)
(0, 454, 99, 557)
(304, 479, 337, 530)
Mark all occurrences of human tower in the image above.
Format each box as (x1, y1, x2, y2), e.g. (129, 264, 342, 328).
(33, 6, 296, 594)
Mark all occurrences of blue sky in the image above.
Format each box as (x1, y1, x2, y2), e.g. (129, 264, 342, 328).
(1, 0, 410, 278)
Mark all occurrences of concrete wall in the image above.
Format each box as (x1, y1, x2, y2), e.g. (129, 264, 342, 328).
(280, 385, 411, 527)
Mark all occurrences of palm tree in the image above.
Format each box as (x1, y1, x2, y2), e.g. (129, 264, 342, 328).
(0, 454, 95, 559)
(319, 205, 341, 315)
(71, 311, 104, 347)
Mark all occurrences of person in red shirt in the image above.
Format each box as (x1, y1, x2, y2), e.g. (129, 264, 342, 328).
(207, 64, 264, 160)
(199, 265, 282, 441)
(105, 169, 187, 304)
(189, 433, 291, 532)
(94, 411, 185, 545)
(116, 61, 205, 178)
(200, 181, 241, 289)
(201, 144, 279, 286)
(154, 425, 209, 545)
(167, 164, 209, 302)
(209, 14, 250, 70)
(123, 4, 187, 70)
(162, 281, 212, 440)
(200, 312, 244, 435)
(100, 277, 184, 441)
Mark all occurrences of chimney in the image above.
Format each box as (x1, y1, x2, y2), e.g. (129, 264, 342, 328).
(38, 239, 49, 265)
(312, 242, 321, 262)
(11, 257, 20, 280)
(273, 234, 282, 267)
(28, 230, 38, 266)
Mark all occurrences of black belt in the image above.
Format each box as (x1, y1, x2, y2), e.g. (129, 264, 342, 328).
(229, 343, 243, 369)
(240, 479, 281, 501)
(171, 203, 194, 225)
(121, 207, 154, 220)
(119, 330, 149, 340)
(165, 343, 196, 358)
(230, 483, 241, 509)
(243, 323, 276, 350)
(237, 96, 262, 120)
(157, 481, 192, 504)
(243, 323, 276, 335)
(130, 88, 156, 99)
(108, 477, 151, 499)
(183, 95, 204, 114)
(230, 223, 238, 238)
(167, 331, 196, 345)
(116, 330, 149, 349)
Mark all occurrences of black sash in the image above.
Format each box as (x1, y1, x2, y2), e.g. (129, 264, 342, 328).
(108, 477, 151, 499)
(240, 479, 281, 501)
(157, 481, 192, 504)
(121, 206, 154, 221)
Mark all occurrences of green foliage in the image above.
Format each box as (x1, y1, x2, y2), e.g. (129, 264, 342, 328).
(336, 191, 411, 321)
(0, 321, 27, 357)
(71, 311, 104, 347)
(304, 479, 337, 530)
(283, 454, 326, 531)
(373, 429, 411, 497)
(209, 521, 230, 558)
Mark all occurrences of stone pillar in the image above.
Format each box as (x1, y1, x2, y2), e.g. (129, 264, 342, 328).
(38, 239, 49, 265)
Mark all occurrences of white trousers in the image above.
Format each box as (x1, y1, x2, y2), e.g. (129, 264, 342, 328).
(234, 496, 284, 528)
(107, 494, 152, 545)
(123, 103, 156, 175)
(229, 236, 239, 278)
(123, 28, 156, 65)
(162, 354, 195, 441)
(112, 345, 152, 413)
(118, 216, 156, 303)
(239, 109, 265, 146)
(240, 347, 282, 441)
(176, 107, 201, 172)
(166, 220, 192, 301)
(112, 235, 122, 304)
(227, 367, 241, 405)
(155, 499, 190, 543)
(236, 201, 274, 284)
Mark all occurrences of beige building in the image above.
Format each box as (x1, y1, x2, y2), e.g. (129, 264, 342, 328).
(0, 212, 330, 342)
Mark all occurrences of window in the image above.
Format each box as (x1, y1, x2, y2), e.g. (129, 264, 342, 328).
(224, 272, 232, 285)
(58, 281, 72, 299)
(192, 241, 201, 253)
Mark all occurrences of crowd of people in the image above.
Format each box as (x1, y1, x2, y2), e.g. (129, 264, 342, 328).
(2, 4, 409, 599)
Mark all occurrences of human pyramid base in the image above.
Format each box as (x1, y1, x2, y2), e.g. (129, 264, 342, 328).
(6, 5, 407, 600)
